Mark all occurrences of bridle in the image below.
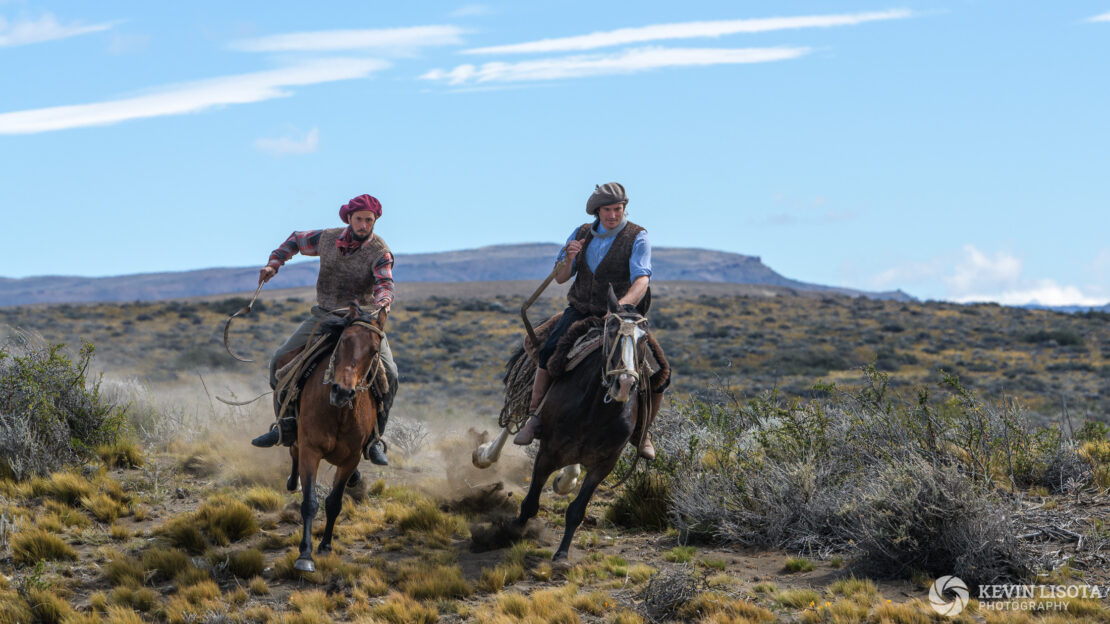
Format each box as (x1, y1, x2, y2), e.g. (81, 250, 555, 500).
(600, 311, 650, 403)
(322, 316, 386, 399)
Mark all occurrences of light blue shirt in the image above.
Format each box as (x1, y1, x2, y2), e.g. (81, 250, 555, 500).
(556, 222, 652, 280)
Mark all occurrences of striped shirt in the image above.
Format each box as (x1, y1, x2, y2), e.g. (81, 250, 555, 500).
(267, 228, 395, 307)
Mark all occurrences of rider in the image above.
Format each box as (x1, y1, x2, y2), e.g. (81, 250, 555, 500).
(513, 182, 664, 459)
(249, 194, 398, 466)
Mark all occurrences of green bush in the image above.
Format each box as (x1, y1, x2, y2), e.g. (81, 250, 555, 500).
(0, 340, 125, 480)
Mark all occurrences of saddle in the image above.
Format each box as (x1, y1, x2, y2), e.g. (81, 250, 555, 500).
(499, 313, 670, 432)
(274, 331, 391, 422)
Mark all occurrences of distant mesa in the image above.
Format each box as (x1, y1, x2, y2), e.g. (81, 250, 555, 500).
(0, 243, 914, 306)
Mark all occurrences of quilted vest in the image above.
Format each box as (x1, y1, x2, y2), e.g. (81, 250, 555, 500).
(315, 228, 390, 311)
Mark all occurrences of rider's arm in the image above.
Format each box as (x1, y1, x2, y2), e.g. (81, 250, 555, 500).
(266, 230, 325, 272)
(554, 227, 582, 284)
(618, 231, 652, 305)
(372, 252, 395, 309)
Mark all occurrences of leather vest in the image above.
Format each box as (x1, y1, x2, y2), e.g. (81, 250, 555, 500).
(566, 221, 645, 317)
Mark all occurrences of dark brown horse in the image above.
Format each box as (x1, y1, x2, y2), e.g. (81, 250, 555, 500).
(518, 287, 651, 561)
(284, 301, 387, 573)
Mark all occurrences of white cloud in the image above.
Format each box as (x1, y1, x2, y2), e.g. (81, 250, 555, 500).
(0, 12, 116, 47)
(944, 245, 1022, 295)
(0, 58, 388, 135)
(230, 25, 463, 53)
(871, 245, 1107, 307)
(255, 126, 319, 155)
(421, 46, 809, 85)
(107, 32, 150, 55)
(1087, 11, 1110, 22)
(451, 5, 493, 18)
(464, 9, 912, 55)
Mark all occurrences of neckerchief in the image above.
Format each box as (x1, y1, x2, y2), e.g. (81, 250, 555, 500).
(336, 227, 373, 255)
(591, 217, 628, 239)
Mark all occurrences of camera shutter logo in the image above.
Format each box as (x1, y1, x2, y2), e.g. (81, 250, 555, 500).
(929, 575, 969, 616)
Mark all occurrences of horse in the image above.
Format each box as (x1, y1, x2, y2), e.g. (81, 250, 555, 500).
(283, 301, 387, 573)
(516, 286, 652, 561)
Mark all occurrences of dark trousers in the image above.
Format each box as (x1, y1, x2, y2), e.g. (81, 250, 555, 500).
(537, 306, 588, 369)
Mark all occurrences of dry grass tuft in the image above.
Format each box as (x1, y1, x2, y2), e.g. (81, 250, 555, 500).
(0, 479, 33, 499)
(477, 561, 525, 593)
(783, 557, 815, 573)
(248, 575, 270, 596)
(81, 492, 125, 523)
(243, 485, 285, 511)
(158, 515, 207, 553)
(605, 470, 671, 531)
(105, 549, 145, 587)
(30, 472, 93, 506)
(12, 527, 77, 564)
(396, 499, 469, 544)
(396, 560, 473, 600)
(663, 545, 696, 563)
(109, 522, 132, 540)
(26, 586, 75, 624)
(679, 591, 775, 623)
(109, 586, 159, 612)
(97, 440, 144, 469)
(356, 567, 390, 597)
(777, 588, 821, 609)
(142, 546, 192, 583)
(104, 605, 146, 624)
(196, 495, 258, 545)
(225, 547, 266, 578)
(369, 591, 439, 624)
(827, 576, 878, 605)
(44, 499, 90, 528)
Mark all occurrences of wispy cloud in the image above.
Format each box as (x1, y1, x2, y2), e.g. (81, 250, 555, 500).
(871, 245, 1108, 307)
(1087, 11, 1110, 22)
(230, 25, 464, 53)
(464, 9, 912, 55)
(0, 58, 388, 135)
(421, 46, 808, 85)
(0, 12, 117, 47)
(255, 126, 320, 155)
(451, 5, 493, 18)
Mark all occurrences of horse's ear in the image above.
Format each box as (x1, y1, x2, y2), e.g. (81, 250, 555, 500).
(375, 306, 388, 329)
(607, 284, 620, 313)
(348, 300, 360, 318)
(636, 287, 651, 316)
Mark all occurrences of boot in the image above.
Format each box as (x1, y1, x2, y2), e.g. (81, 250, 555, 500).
(251, 416, 297, 448)
(364, 440, 389, 465)
(514, 368, 552, 445)
(635, 392, 664, 460)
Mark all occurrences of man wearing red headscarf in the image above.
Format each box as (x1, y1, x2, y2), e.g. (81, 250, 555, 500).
(249, 194, 397, 465)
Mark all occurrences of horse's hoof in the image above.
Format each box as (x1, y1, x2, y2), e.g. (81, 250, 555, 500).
(347, 470, 362, 487)
(472, 448, 492, 469)
(551, 551, 571, 570)
(318, 544, 332, 555)
(286, 475, 298, 492)
(294, 557, 316, 573)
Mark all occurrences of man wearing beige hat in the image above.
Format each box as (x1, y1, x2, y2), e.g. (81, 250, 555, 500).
(513, 182, 665, 459)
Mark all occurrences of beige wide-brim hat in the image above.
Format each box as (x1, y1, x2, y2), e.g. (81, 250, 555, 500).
(586, 182, 628, 215)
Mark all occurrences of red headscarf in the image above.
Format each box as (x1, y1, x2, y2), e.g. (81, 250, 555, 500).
(339, 194, 382, 223)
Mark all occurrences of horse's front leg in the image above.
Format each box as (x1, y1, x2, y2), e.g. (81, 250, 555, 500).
(554, 461, 613, 562)
(295, 452, 322, 572)
(287, 444, 299, 492)
(318, 461, 358, 555)
(473, 427, 511, 469)
(518, 451, 558, 527)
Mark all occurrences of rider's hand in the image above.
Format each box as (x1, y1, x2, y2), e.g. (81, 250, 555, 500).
(259, 266, 277, 285)
(565, 238, 584, 259)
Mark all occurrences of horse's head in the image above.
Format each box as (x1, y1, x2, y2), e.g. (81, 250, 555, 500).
(602, 285, 650, 403)
(328, 301, 388, 408)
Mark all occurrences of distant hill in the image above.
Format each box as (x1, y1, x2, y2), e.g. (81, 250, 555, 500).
(0, 243, 913, 306)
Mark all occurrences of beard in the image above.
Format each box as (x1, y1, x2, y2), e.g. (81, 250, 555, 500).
(350, 227, 372, 242)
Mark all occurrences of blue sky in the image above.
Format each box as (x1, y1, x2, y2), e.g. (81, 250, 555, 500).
(2, 2, 1108, 306)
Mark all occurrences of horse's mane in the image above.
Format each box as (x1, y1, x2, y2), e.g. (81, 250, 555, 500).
(315, 309, 381, 340)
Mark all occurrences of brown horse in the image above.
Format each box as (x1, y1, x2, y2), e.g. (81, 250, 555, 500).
(285, 301, 387, 573)
(518, 286, 652, 561)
